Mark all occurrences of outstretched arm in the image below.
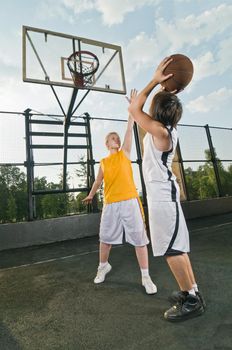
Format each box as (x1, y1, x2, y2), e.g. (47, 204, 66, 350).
(121, 114, 134, 159)
(121, 89, 138, 159)
(82, 165, 104, 204)
(128, 57, 173, 138)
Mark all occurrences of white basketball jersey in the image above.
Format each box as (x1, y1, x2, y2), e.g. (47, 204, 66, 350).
(142, 126, 180, 202)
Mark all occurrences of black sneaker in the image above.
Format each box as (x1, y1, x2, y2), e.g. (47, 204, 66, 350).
(169, 290, 206, 309)
(164, 294, 205, 322)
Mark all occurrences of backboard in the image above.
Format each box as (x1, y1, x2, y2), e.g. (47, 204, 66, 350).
(22, 26, 126, 94)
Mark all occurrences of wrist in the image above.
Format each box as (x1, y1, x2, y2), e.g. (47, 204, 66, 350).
(150, 78, 159, 86)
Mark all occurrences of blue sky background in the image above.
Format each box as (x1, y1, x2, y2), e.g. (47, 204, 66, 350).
(0, 0, 231, 188)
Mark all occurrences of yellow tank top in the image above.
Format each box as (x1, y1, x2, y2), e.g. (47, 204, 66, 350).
(100, 149, 145, 220)
(100, 149, 138, 203)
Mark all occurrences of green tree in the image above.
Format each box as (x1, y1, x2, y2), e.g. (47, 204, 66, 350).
(0, 175, 8, 222)
(6, 194, 17, 222)
(75, 192, 88, 213)
(0, 166, 27, 223)
(75, 155, 102, 212)
(33, 173, 71, 219)
(76, 155, 88, 188)
(185, 148, 232, 200)
(34, 177, 48, 219)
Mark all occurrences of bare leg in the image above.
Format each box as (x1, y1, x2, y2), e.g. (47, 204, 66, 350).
(135, 245, 157, 294)
(183, 253, 196, 285)
(99, 242, 112, 263)
(166, 255, 193, 291)
(135, 245, 148, 269)
(94, 242, 112, 284)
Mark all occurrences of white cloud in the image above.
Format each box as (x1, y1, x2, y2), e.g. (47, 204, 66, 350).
(0, 76, 70, 114)
(52, 0, 161, 26)
(62, 0, 95, 14)
(0, 31, 22, 70)
(186, 88, 232, 113)
(37, 0, 74, 22)
(155, 4, 232, 52)
(124, 32, 160, 81)
(124, 4, 232, 83)
(95, 0, 160, 26)
(0, 53, 19, 68)
(216, 36, 232, 75)
(192, 36, 232, 82)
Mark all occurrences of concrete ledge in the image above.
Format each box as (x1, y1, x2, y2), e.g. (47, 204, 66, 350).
(0, 196, 231, 251)
(0, 213, 101, 251)
(181, 196, 232, 219)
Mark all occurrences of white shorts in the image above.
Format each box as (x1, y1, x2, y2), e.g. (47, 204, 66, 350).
(99, 198, 149, 246)
(148, 200, 190, 257)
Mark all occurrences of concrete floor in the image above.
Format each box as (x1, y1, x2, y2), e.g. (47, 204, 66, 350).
(0, 213, 232, 350)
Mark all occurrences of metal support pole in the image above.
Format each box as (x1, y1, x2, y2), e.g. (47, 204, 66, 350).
(133, 124, 151, 233)
(205, 124, 223, 197)
(24, 108, 35, 220)
(176, 141, 190, 201)
(84, 113, 98, 213)
(63, 89, 78, 191)
(133, 124, 147, 206)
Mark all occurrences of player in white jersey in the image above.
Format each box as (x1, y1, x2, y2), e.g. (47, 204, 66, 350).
(128, 56, 205, 322)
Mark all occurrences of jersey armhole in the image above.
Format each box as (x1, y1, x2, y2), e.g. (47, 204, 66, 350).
(165, 126, 173, 152)
(151, 127, 173, 153)
(100, 159, 104, 172)
(121, 149, 131, 161)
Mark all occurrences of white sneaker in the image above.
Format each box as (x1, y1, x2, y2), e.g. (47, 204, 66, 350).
(94, 263, 112, 284)
(142, 276, 157, 294)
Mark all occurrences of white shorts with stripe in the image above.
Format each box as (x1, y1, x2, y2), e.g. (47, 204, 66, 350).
(147, 200, 190, 257)
(99, 198, 149, 246)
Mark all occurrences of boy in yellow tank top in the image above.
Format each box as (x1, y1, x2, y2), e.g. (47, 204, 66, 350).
(83, 91, 157, 294)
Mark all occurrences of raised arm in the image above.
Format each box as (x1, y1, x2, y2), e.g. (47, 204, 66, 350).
(82, 165, 104, 204)
(121, 114, 134, 159)
(128, 57, 173, 138)
(121, 89, 137, 159)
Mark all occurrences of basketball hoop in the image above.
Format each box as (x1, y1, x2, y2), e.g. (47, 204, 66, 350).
(67, 51, 99, 88)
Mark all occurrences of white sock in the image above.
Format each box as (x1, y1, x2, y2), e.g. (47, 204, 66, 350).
(188, 288, 196, 296)
(99, 261, 108, 268)
(192, 283, 199, 292)
(141, 268, 149, 277)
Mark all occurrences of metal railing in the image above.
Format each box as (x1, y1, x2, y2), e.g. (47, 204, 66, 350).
(0, 110, 231, 222)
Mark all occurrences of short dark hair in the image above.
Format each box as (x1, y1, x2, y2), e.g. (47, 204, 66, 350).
(149, 91, 183, 128)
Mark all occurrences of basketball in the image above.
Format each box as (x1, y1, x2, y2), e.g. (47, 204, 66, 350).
(161, 54, 194, 93)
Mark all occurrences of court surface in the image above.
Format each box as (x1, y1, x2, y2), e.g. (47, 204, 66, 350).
(0, 213, 232, 350)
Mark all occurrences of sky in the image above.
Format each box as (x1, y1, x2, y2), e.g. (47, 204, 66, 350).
(0, 0, 231, 189)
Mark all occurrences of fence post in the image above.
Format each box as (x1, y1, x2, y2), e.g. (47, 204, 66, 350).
(176, 141, 190, 201)
(85, 113, 98, 213)
(205, 124, 223, 197)
(133, 124, 147, 207)
(24, 108, 35, 220)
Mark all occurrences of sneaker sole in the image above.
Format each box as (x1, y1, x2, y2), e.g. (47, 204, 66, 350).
(142, 283, 157, 295)
(164, 306, 205, 322)
(94, 266, 112, 284)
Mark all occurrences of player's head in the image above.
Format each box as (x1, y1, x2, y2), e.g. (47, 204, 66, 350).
(105, 132, 121, 150)
(149, 91, 182, 128)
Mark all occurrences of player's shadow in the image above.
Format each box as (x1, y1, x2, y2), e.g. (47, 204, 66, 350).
(0, 321, 22, 349)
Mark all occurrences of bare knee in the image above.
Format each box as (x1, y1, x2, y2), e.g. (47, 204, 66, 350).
(135, 245, 146, 250)
(101, 242, 112, 249)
